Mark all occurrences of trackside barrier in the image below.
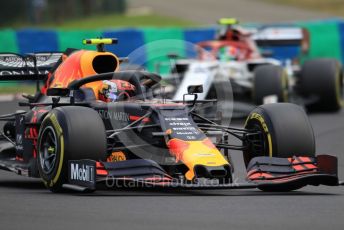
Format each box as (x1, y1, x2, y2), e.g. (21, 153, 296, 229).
(0, 19, 344, 73)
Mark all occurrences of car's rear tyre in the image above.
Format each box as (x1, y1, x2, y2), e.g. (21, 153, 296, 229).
(300, 58, 343, 111)
(37, 106, 107, 192)
(253, 65, 289, 105)
(244, 103, 315, 191)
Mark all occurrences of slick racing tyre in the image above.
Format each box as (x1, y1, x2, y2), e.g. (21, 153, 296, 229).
(300, 58, 343, 111)
(253, 65, 289, 105)
(244, 103, 315, 166)
(37, 106, 107, 192)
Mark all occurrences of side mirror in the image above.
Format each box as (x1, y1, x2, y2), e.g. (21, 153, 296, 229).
(187, 85, 203, 94)
(47, 88, 70, 97)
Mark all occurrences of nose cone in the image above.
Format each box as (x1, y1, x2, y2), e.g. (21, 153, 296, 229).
(167, 138, 231, 180)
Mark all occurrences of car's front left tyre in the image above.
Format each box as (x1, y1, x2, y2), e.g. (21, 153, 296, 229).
(37, 106, 107, 192)
(244, 103, 315, 165)
(244, 103, 316, 191)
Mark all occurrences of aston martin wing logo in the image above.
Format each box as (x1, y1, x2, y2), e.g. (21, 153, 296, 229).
(0, 53, 62, 69)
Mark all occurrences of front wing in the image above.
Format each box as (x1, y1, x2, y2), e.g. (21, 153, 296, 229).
(62, 155, 341, 192)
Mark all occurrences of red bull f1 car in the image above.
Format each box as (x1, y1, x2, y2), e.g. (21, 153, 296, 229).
(0, 38, 341, 193)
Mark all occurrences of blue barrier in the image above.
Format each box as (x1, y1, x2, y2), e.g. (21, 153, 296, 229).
(2, 19, 344, 66)
(338, 22, 344, 64)
(183, 28, 216, 57)
(103, 28, 147, 65)
(16, 29, 59, 53)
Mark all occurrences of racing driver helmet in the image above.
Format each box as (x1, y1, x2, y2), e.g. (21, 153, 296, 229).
(98, 80, 135, 102)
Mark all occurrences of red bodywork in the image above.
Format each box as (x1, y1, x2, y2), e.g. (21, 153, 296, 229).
(197, 28, 262, 61)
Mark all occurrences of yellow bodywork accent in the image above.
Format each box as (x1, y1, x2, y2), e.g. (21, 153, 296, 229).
(80, 51, 119, 76)
(218, 18, 239, 25)
(83, 38, 116, 45)
(80, 51, 119, 95)
(51, 50, 119, 98)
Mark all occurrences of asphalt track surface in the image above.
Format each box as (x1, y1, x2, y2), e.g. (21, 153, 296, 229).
(130, 0, 331, 23)
(0, 2, 341, 229)
(0, 100, 343, 230)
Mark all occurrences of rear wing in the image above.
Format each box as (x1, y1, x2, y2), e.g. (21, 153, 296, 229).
(0, 52, 63, 81)
(250, 26, 310, 53)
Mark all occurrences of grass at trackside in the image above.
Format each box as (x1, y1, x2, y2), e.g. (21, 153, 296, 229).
(57, 14, 196, 29)
(0, 84, 36, 95)
(261, 0, 344, 17)
(8, 13, 197, 29)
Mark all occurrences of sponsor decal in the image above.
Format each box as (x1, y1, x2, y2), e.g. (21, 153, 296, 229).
(98, 110, 129, 121)
(107, 151, 126, 162)
(15, 134, 24, 151)
(68, 160, 96, 189)
(0, 70, 49, 76)
(164, 117, 202, 140)
(70, 163, 95, 182)
(0, 53, 61, 68)
(16, 134, 23, 145)
(158, 108, 207, 142)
